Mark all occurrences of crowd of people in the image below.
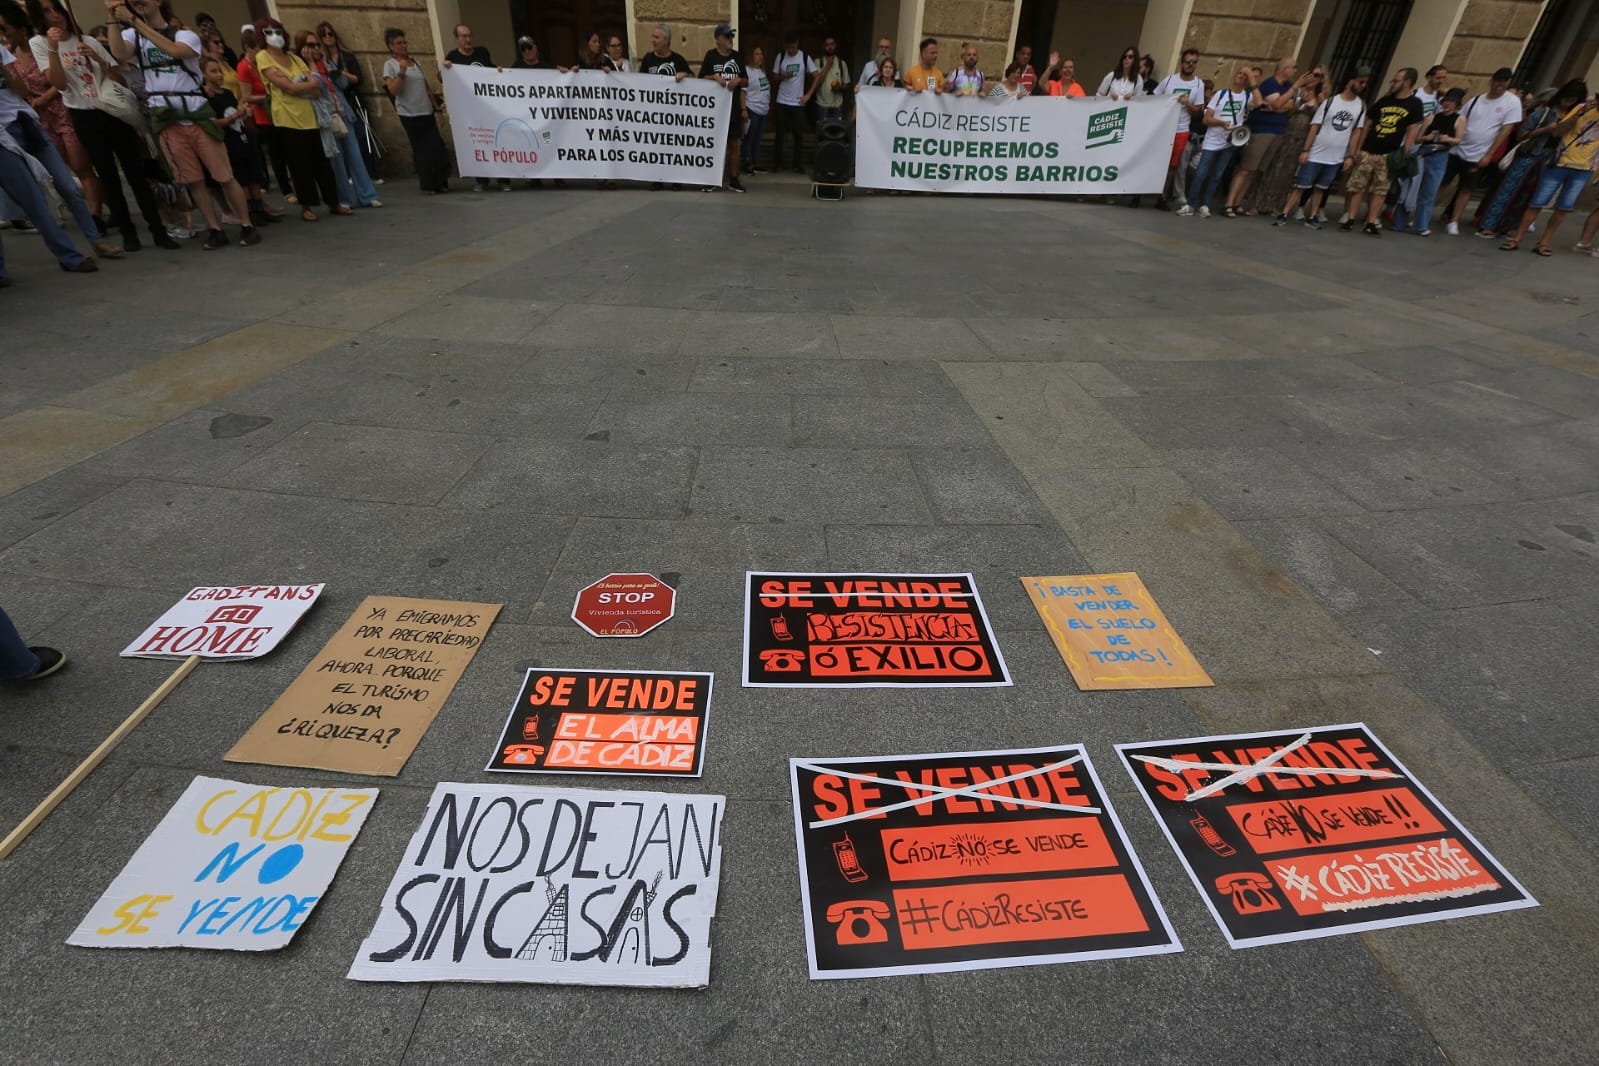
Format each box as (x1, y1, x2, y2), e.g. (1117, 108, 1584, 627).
(5, 8, 1599, 286)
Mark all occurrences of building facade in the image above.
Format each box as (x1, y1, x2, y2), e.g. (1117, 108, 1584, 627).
(240, 0, 1597, 173)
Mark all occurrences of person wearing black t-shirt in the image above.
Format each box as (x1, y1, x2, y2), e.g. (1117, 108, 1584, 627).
(511, 36, 546, 69)
(640, 23, 690, 81)
(1341, 67, 1423, 235)
(700, 23, 746, 192)
(443, 22, 492, 68)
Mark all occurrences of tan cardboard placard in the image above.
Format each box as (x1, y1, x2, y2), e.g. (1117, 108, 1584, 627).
(225, 596, 501, 776)
(1021, 573, 1212, 690)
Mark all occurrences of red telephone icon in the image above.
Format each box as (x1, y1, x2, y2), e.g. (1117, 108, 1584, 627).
(825, 899, 891, 945)
(1216, 872, 1281, 915)
(502, 743, 546, 764)
(759, 648, 806, 672)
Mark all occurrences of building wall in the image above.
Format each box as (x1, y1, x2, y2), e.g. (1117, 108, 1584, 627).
(1049, 0, 1151, 84)
(920, 0, 1018, 78)
(1181, 0, 1311, 84)
(633, 0, 727, 69)
(1443, 0, 1546, 89)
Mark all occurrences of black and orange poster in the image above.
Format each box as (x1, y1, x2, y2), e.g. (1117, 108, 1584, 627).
(1116, 724, 1536, 948)
(789, 746, 1180, 979)
(744, 572, 1011, 688)
(486, 668, 712, 778)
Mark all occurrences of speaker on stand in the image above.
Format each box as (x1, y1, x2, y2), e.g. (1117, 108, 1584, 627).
(812, 118, 852, 201)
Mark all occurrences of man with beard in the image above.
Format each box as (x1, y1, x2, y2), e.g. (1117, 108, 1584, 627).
(699, 22, 746, 192)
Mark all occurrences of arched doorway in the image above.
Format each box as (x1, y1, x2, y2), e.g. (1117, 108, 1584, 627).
(511, 0, 629, 69)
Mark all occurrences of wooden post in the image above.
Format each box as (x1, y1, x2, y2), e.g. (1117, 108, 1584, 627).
(0, 654, 202, 861)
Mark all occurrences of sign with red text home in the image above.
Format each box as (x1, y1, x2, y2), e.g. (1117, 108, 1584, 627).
(68, 775, 376, 951)
(121, 584, 326, 660)
(487, 668, 712, 778)
(1115, 724, 1536, 949)
(571, 573, 675, 638)
(789, 746, 1180, 979)
(225, 596, 501, 776)
(744, 572, 1011, 688)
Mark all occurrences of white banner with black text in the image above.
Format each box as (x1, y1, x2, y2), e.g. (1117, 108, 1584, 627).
(442, 66, 731, 186)
(853, 90, 1177, 195)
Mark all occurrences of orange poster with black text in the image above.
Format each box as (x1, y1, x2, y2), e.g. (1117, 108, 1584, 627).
(789, 746, 1180, 978)
(1022, 573, 1212, 689)
(745, 572, 1010, 688)
(486, 668, 712, 778)
(1116, 724, 1536, 948)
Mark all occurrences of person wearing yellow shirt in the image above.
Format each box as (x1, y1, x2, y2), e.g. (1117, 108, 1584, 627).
(904, 37, 942, 94)
(1500, 85, 1598, 256)
(254, 17, 344, 221)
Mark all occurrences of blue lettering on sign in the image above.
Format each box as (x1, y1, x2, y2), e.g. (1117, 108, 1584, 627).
(178, 894, 321, 935)
(194, 842, 265, 883)
(257, 843, 305, 885)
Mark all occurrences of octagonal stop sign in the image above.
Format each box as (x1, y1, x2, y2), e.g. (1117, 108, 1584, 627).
(571, 573, 676, 638)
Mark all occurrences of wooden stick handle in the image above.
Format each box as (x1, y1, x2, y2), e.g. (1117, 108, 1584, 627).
(0, 654, 201, 861)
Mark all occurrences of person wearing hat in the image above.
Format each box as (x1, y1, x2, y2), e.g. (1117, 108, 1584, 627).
(1477, 81, 1583, 239)
(191, 11, 234, 64)
(699, 22, 746, 192)
(1440, 66, 1521, 234)
(511, 36, 546, 70)
(1392, 85, 1464, 235)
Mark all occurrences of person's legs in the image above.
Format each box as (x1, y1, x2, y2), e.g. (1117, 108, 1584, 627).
(280, 128, 324, 211)
(1226, 132, 1276, 209)
(339, 133, 379, 204)
(328, 147, 354, 207)
(0, 146, 92, 268)
(1407, 150, 1448, 233)
(160, 127, 224, 232)
(742, 111, 766, 170)
(263, 123, 295, 196)
(9, 114, 102, 243)
(72, 109, 133, 237)
(0, 606, 40, 680)
(421, 121, 451, 191)
(313, 153, 343, 210)
(101, 111, 170, 242)
(1578, 205, 1599, 248)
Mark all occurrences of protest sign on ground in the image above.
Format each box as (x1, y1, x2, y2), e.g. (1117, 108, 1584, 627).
(1021, 573, 1212, 689)
(121, 584, 324, 660)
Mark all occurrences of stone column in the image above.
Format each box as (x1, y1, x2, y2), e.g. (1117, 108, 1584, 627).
(1182, 0, 1313, 85)
(1443, 0, 1548, 91)
(920, 0, 1021, 80)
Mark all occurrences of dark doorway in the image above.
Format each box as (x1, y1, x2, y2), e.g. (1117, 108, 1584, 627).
(1324, 0, 1413, 96)
(512, 0, 628, 69)
(739, 0, 861, 77)
(1015, 0, 1057, 67)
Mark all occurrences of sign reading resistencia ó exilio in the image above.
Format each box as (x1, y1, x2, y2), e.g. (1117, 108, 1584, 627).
(854, 91, 1176, 195)
(442, 66, 730, 186)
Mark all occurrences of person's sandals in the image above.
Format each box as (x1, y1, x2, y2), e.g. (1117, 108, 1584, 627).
(1532, 244, 1552, 257)
(300, 208, 318, 222)
(332, 205, 354, 215)
(92, 240, 123, 258)
(1499, 238, 1520, 251)
(1223, 205, 1239, 218)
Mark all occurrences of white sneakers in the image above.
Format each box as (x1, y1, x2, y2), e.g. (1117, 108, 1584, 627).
(1176, 205, 1194, 217)
(1198, 205, 1211, 218)
(1446, 220, 1459, 236)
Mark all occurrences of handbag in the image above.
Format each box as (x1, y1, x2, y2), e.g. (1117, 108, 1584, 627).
(91, 77, 146, 128)
(1496, 142, 1519, 171)
(1386, 148, 1418, 179)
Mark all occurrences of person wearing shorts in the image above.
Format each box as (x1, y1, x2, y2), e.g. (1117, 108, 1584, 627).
(1340, 67, 1422, 235)
(1498, 91, 1599, 255)
(1275, 72, 1368, 228)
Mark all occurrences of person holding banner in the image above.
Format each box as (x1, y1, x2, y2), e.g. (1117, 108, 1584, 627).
(510, 36, 545, 70)
(945, 43, 983, 98)
(903, 37, 941, 95)
(1178, 67, 1256, 218)
(861, 56, 900, 89)
(699, 22, 745, 193)
(1153, 48, 1206, 210)
(1040, 53, 1083, 98)
(382, 27, 449, 195)
(1095, 47, 1140, 102)
(0, 605, 64, 681)
(639, 23, 689, 82)
(561, 32, 604, 73)
(603, 35, 630, 73)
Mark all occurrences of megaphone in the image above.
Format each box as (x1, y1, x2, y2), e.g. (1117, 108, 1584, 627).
(1229, 125, 1253, 147)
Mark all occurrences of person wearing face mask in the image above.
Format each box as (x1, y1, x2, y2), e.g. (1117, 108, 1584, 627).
(256, 17, 342, 220)
(106, 0, 258, 248)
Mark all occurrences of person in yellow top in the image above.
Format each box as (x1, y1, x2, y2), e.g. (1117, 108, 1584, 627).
(1499, 85, 1598, 256)
(253, 17, 343, 220)
(903, 37, 942, 94)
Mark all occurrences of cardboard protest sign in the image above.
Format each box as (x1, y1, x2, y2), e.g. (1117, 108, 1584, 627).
(744, 572, 1010, 688)
(1116, 724, 1536, 948)
(68, 776, 376, 950)
(225, 596, 501, 776)
(790, 746, 1180, 979)
(121, 584, 325, 660)
(348, 782, 725, 987)
(487, 668, 712, 778)
(1022, 573, 1212, 690)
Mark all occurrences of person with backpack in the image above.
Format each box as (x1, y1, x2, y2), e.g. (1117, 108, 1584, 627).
(1441, 67, 1522, 235)
(1498, 87, 1598, 255)
(1272, 70, 1368, 229)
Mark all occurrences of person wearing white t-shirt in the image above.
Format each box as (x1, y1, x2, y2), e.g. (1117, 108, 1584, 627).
(856, 36, 891, 91)
(1095, 47, 1139, 101)
(1178, 67, 1255, 217)
(742, 45, 770, 172)
(1154, 49, 1204, 208)
(1272, 71, 1369, 229)
(770, 33, 815, 173)
(1442, 67, 1522, 234)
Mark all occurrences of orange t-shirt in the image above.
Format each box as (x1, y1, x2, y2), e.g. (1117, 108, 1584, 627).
(1047, 79, 1085, 98)
(903, 64, 943, 92)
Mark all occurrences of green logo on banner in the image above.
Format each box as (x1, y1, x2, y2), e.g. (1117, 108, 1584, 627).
(1086, 107, 1127, 149)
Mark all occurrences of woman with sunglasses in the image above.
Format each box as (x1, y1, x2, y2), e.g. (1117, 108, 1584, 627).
(1095, 46, 1139, 102)
(316, 20, 376, 180)
(603, 35, 630, 72)
(1242, 65, 1327, 216)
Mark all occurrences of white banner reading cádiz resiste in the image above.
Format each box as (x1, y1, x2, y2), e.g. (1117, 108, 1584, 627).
(854, 90, 1177, 195)
(442, 66, 731, 186)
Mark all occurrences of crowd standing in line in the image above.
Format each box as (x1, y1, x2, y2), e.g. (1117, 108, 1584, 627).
(6, 12, 1599, 286)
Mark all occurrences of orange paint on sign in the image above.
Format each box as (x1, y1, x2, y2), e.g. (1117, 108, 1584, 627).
(891, 874, 1149, 950)
(879, 816, 1115, 882)
(1268, 837, 1500, 916)
(1021, 572, 1212, 690)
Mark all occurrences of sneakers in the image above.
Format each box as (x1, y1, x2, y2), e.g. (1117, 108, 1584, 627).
(239, 226, 261, 246)
(1272, 213, 1289, 226)
(1175, 204, 1194, 217)
(1338, 219, 1355, 232)
(1197, 205, 1211, 218)
(9, 646, 66, 681)
(727, 177, 746, 193)
(1304, 216, 1323, 230)
(1445, 220, 1459, 236)
(1154, 197, 1169, 210)
(1363, 222, 1381, 237)
(6, 218, 36, 233)
(60, 259, 98, 273)
(152, 229, 181, 250)
(203, 228, 228, 251)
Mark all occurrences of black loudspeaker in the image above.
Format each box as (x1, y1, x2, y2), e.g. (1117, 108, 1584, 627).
(813, 119, 852, 184)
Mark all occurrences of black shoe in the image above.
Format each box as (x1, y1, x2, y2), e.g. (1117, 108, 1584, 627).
(1338, 219, 1355, 232)
(239, 226, 261, 246)
(60, 259, 98, 273)
(203, 228, 228, 250)
(1154, 198, 1169, 210)
(152, 230, 182, 250)
(651, 182, 664, 190)
(728, 177, 746, 193)
(9, 219, 36, 233)
(1363, 222, 1381, 237)
(13, 647, 66, 681)
(0, 275, 12, 288)
(122, 233, 142, 252)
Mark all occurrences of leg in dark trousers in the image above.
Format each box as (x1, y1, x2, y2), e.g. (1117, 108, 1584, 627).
(773, 104, 804, 171)
(262, 123, 295, 197)
(70, 107, 164, 241)
(400, 114, 449, 191)
(279, 127, 336, 209)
